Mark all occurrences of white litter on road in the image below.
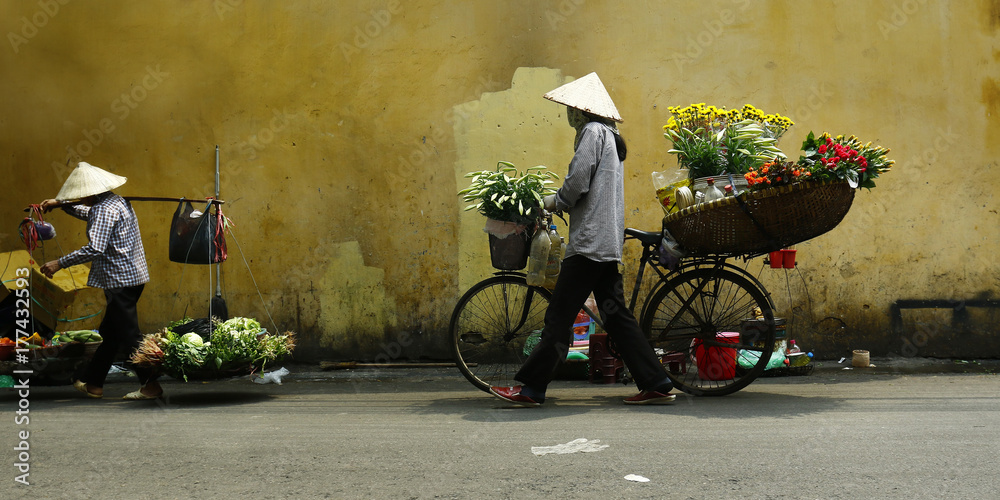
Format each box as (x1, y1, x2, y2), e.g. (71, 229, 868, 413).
(531, 438, 609, 456)
(624, 474, 650, 483)
(252, 367, 290, 385)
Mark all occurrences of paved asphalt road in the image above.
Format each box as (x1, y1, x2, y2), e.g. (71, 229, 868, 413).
(3, 358, 998, 499)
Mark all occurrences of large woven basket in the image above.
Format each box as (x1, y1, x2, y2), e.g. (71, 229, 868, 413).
(663, 181, 855, 257)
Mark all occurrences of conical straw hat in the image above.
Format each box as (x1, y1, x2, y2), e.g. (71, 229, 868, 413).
(55, 161, 127, 200)
(543, 72, 623, 123)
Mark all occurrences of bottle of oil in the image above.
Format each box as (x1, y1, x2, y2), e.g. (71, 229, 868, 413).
(526, 226, 551, 287)
(542, 225, 561, 289)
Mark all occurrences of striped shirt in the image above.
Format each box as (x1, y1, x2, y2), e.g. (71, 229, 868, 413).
(552, 121, 626, 262)
(59, 192, 150, 289)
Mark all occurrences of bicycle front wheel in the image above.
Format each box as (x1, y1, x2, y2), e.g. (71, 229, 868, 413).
(640, 268, 776, 396)
(450, 275, 551, 392)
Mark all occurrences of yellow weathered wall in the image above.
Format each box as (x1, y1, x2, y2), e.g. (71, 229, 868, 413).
(2, 0, 998, 360)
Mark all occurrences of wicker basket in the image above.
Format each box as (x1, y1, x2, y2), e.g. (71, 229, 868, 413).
(488, 228, 532, 270)
(663, 181, 855, 257)
(162, 360, 266, 381)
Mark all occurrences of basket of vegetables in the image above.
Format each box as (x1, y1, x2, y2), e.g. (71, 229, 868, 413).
(129, 317, 296, 382)
(14, 331, 102, 360)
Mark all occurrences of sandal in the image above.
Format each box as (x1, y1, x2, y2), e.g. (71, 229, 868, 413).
(73, 380, 102, 399)
(122, 390, 161, 400)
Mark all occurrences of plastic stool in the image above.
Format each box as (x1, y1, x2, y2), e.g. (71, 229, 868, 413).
(588, 333, 623, 384)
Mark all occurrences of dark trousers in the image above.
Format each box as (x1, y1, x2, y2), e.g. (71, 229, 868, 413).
(83, 284, 156, 387)
(515, 255, 670, 391)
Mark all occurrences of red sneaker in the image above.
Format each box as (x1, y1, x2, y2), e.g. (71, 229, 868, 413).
(489, 386, 543, 407)
(623, 390, 676, 405)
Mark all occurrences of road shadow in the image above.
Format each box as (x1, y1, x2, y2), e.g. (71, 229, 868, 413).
(0, 385, 275, 409)
(411, 386, 845, 423)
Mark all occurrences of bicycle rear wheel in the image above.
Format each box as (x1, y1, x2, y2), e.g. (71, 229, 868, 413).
(450, 275, 551, 392)
(640, 267, 775, 396)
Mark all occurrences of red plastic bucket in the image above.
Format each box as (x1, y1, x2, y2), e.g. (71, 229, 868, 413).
(781, 249, 797, 269)
(768, 251, 783, 268)
(694, 332, 739, 381)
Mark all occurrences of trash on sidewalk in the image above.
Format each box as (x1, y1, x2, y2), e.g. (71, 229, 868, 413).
(252, 367, 289, 385)
(108, 364, 129, 375)
(531, 438, 609, 456)
(852, 349, 875, 367)
(624, 474, 650, 483)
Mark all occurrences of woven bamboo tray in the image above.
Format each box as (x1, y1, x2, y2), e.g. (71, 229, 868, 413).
(663, 181, 855, 257)
(161, 360, 267, 381)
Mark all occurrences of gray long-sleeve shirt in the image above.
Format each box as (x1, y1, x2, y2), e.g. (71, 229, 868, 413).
(552, 121, 625, 262)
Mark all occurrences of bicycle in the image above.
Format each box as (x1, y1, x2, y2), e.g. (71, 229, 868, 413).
(450, 213, 777, 397)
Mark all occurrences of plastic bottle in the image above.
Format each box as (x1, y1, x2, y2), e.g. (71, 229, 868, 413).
(526, 226, 551, 287)
(542, 225, 561, 289)
(724, 184, 734, 197)
(787, 339, 801, 354)
(704, 178, 724, 202)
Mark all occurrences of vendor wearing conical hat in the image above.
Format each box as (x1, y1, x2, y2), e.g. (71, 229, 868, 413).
(489, 73, 676, 407)
(38, 161, 161, 401)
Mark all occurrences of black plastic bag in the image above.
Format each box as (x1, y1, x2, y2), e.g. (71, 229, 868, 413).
(169, 200, 227, 264)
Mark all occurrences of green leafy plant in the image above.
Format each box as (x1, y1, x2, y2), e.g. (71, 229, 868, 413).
(459, 161, 559, 225)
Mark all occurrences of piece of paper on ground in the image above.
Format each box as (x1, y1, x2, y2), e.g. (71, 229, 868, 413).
(624, 474, 650, 483)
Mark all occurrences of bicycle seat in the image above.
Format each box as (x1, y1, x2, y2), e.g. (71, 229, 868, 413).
(624, 228, 662, 246)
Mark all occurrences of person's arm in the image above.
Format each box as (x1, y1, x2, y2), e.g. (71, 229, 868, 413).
(553, 125, 603, 210)
(58, 204, 117, 269)
(39, 198, 89, 220)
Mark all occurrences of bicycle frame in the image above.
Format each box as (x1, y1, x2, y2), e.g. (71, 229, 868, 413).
(586, 232, 775, 333)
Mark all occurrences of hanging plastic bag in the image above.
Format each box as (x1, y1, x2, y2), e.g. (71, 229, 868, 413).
(658, 229, 685, 271)
(651, 168, 692, 215)
(169, 200, 228, 264)
(19, 205, 56, 252)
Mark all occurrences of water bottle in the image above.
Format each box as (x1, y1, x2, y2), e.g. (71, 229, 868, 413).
(704, 178, 724, 203)
(787, 339, 801, 354)
(526, 226, 551, 287)
(542, 226, 561, 289)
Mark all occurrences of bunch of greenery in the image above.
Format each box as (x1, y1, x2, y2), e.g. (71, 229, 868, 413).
(459, 161, 559, 225)
(161, 330, 208, 381)
(131, 317, 295, 381)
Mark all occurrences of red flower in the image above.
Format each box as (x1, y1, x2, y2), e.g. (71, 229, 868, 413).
(818, 145, 828, 154)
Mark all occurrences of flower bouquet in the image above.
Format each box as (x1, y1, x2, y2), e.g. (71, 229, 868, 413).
(742, 132, 893, 192)
(663, 103, 794, 180)
(459, 161, 558, 225)
(459, 161, 560, 270)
